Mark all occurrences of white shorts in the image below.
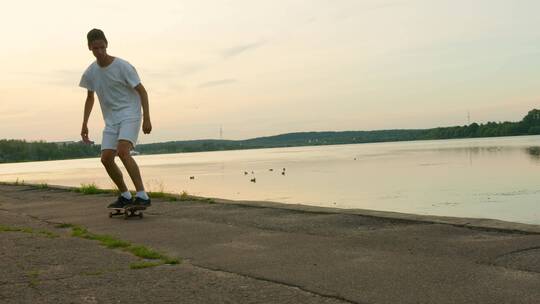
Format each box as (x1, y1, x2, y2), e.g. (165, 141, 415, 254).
(101, 118, 141, 151)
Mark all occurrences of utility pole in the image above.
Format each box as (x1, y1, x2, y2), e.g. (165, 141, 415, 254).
(467, 111, 470, 125)
(220, 125, 223, 140)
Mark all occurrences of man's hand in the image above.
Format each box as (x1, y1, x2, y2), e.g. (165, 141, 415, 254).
(135, 84, 152, 135)
(81, 91, 95, 144)
(143, 118, 152, 134)
(81, 124, 92, 144)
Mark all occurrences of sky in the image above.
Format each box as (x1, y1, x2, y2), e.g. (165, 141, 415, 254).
(2, 0, 540, 143)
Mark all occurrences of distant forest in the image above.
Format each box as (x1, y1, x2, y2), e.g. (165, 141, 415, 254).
(2, 109, 540, 163)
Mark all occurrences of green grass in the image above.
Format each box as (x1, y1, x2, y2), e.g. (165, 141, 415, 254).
(56, 223, 181, 269)
(27, 270, 40, 287)
(177, 191, 215, 203)
(147, 189, 216, 203)
(0, 225, 59, 238)
(129, 261, 164, 269)
(130, 257, 180, 269)
(97, 235, 132, 249)
(28, 270, 40, 276)
(70, 225, 90, 238)
(0, 180, 52, 191)
(2, 180, 216, 206)
(148, 191, 178, 201)
(55, 223, 75, 229)
(8, 178, 26, 186)
(127, 245, 165, 260)
(0, 225, 21, 233)
(36, 183, 49, 189)
(179, 191, 190, 201)
(68, 225, 130, 248)
(37, 229, 59, 238)
(162, 257, 180, 265)
(74, 183, 113, 195)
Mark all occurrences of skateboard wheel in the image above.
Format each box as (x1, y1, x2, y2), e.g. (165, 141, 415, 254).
(139, 213, 143, 219)
(109, 212, 113, 218)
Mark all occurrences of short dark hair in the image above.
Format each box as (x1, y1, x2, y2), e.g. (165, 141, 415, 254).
(87, 28, 108, 45)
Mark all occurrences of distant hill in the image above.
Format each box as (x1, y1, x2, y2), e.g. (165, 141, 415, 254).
(135, 129, 428, 154)
(135, 108, 540, 154)
(2, 109, 540, 163)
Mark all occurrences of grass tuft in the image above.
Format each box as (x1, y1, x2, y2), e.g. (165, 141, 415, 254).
(59, 223, 180, 269)
(36, 183, 49, 189)
(37, 230, 59, 238)
(179, 191, 190, 201)
(55, 223, 75, 229)
(162, 257, 181, 265)
(129, 261, 164, 269)
(74, 183, 112, 195)
(0, 225, 58, 238)
(27, 270, 40, 287)
(68, 226, 130, 248)
(96, 235, 131, 249)
(71, 225, 90, 238)
(0, 225, 19, 232)
(148, 191, 179, 201)
(13, 178, 25, 186)
(177, 191, 214, 204)
(127, 245, 165, 260)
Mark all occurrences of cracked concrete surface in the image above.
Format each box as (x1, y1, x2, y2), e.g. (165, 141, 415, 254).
(0, 211, 347, 304)
(1, 184, 540, 303)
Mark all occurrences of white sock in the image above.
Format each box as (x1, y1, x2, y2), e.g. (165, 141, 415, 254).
(136, 191, 149, 200)
(121, 191, 132, 199)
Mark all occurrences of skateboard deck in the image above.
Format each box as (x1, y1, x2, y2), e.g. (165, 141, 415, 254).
(108, 205, 146, 219)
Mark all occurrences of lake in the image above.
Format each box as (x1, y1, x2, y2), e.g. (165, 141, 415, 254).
(1, 136, 540, 225)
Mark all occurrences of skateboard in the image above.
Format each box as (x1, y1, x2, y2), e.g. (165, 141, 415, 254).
(108, 205, 146, 219)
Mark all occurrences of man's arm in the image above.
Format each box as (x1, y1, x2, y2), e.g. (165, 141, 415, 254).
(135, 83, 152, 134)
(81, 90, 94, 144)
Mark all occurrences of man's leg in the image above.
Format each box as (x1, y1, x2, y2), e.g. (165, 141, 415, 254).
(101, 149, 129, 192)
(116, 140, 145, 192)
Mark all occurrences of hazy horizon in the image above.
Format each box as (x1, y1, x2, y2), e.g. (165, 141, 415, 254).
(1, 114, 534, 144)
(2, 0, 540, 144)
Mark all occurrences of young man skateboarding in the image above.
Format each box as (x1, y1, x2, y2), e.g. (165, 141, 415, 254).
(79, 28, 152, 208)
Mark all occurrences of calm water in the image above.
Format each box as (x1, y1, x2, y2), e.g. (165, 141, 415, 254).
(2, 136, 540, 225)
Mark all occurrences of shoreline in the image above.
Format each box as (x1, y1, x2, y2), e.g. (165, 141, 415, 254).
(2, 134, 540, 165)
(3, 181, 539, 235)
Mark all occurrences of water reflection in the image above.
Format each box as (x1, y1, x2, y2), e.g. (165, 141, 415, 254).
(400, 146, 509, 156)
(525, 146, 540, 161)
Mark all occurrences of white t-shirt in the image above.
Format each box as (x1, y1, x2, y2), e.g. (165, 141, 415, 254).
(79, 57, 142, 125)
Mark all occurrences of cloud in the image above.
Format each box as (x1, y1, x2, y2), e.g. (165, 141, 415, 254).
(198, 78, 237, 88)
(221, 40, 266, 59)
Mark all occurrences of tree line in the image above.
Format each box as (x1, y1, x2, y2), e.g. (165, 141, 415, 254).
(0, 140, 100, 163)
(2, 109, 540, 163)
